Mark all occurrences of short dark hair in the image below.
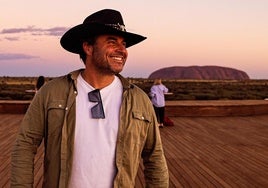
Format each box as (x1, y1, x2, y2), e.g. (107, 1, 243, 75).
(36, 76, 45, 90)
(79, 37, 96, 64)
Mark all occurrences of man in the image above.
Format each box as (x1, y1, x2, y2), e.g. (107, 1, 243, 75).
(11, 9, 169, 187)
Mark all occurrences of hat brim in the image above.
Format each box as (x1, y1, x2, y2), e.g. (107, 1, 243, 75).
(60, 23, 146, 54)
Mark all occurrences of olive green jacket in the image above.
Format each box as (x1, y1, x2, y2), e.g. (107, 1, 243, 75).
(11, 69, 169, 188)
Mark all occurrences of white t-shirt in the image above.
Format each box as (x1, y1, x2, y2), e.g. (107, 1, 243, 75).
(69, 74, 123, 188)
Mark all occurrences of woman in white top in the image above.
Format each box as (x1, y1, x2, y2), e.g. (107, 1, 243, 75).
(150, 79, 169, 127)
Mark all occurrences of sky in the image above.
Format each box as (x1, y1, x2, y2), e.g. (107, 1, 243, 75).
(0, 0, 268, 79)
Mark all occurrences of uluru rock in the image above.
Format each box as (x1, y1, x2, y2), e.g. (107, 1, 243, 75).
(148, 66, 250, 80)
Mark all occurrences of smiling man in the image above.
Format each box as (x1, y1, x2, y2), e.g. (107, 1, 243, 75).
(11, 9, 169, 188)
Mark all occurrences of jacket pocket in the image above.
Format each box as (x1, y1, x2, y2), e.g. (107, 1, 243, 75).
(47, 100, 66, 136)
(123, 111, 152, 146)
(132, 111, 151, 123)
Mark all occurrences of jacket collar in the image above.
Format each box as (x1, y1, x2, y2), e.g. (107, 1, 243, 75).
(68, 69, 133, 90)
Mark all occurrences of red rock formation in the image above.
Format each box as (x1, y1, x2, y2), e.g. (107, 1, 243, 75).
(148, 66, 249, 80)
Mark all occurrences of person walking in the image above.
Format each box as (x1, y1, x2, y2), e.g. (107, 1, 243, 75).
(150, 78, 169, 128)
(11, 9, 169, 188)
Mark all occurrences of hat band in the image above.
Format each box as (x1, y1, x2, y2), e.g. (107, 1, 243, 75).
(105, 23, 126, 32)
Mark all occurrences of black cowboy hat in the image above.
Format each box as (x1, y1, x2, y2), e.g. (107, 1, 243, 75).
(60, 9, 146, 54)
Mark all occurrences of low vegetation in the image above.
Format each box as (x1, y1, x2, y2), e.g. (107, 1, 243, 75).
(130, 78, 268, 100)
(1, 76, 268, 100)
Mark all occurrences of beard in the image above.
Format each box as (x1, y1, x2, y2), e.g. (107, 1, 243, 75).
(91, 46, 126, 75)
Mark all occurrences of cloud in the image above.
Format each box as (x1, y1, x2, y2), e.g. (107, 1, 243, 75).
(0, 53, 39, 61)
(47, 27, 69, 36)
(4, 37, 20, 41)
(0, 26, 69, 37)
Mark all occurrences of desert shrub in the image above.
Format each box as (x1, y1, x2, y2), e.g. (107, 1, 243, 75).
(194, 93, 220, 100)
(22, 94, 34, 100)
(2, 77, 268, 100)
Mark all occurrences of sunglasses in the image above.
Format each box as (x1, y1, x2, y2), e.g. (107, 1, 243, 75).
(88, 89, 105, 119)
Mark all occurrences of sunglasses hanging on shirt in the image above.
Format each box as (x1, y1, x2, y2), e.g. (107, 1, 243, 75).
(88, 89, 105, 119)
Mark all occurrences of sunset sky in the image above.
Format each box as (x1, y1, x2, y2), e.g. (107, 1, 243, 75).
(1, 0, 268, 79)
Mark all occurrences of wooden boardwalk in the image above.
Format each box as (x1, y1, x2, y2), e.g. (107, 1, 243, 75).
(1, 112, 268, 187)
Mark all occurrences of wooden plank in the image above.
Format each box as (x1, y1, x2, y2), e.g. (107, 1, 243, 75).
(0, 114, 24, 188)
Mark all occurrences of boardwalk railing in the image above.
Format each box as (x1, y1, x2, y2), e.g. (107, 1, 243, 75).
(2, 100, 268, 116)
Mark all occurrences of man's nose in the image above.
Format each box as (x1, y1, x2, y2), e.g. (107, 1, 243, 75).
(116, 43, 127, 51)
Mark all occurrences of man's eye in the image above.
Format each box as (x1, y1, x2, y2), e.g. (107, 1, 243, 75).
(108, 40, 116, 44)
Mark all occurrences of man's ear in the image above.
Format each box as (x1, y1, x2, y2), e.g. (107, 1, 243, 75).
(82, 42, 93, 55)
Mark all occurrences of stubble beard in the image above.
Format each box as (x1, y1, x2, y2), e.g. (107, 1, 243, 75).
(92, 48, 125, 75)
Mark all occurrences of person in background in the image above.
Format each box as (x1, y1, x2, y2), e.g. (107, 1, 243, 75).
(11, 9, 169, 187)
(150, 78, 169, 128)
(35, 75, 45, 91)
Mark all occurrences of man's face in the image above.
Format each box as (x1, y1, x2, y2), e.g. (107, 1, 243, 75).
(90, 34, 128, 75)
